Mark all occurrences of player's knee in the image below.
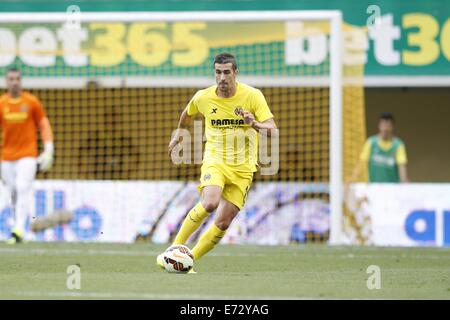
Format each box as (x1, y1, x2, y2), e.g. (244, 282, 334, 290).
(215, 219, 230, 231)
(201, 199, 219, 213)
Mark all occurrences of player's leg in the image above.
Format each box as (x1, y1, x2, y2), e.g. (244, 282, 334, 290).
(12, 157, 37, 241)
(172, 164, 226, 245)
(1, 161, 18, 243)
(172, 185, 222, 245)
(191, 169, 253, 261)
(156, 165, 225, 268)
(1, 160, 16, 205)
(191, 198, 239, 261)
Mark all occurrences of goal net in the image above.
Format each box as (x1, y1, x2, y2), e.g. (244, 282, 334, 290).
(0, 11, 365, 244)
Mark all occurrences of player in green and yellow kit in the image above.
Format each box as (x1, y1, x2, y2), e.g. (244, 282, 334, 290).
(350, 112, 409, 183)
(156, 53, 277, 272)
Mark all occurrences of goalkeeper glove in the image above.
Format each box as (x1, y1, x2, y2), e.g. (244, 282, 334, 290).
(37, 142, 54, 172)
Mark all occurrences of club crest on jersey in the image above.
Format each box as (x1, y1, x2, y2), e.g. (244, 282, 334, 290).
(20, 104, 28, 112)
(203, 173, 211, 181)
(234, 107, 244, 116)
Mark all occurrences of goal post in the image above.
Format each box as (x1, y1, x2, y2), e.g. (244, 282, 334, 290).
(328, 12, 344, 245)
(0, 10, 359, 245)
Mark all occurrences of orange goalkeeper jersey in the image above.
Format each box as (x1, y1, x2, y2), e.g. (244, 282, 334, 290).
(0, 91, 46, 161)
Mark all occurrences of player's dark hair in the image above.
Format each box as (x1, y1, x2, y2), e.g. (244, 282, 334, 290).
(379, 112, 395, 124)
(6, 67, 20, 75)
(213, 53, 237, 70)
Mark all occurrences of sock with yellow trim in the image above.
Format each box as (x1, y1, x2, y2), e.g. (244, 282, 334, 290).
(172, 202, 209, 245)
(191, 223, 226, 261)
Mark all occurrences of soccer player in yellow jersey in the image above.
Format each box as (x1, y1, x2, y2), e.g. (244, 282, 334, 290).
(157, 53, 277, 272)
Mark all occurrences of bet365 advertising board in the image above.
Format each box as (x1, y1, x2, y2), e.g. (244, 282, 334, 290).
(0, 0, 449, 85)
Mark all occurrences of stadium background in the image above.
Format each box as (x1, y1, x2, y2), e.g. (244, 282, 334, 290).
(0, 0, 449, 246)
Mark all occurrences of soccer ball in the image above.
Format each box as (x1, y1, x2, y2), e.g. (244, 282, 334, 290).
(162, 245, 194, 273)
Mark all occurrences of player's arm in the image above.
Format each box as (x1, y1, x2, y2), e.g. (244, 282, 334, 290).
(34, 98, 55, 172)
(242, 112, 278, 136)
(399, 165, 409, 183)
(168, 106, 194, 156)
(242, 89, 278, 136)
(396, 143, 409, 183)
(169, 91, 201, 156)
(37, 117, 55, 172)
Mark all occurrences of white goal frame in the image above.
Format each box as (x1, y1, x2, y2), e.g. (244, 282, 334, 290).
(0, 10, 344, 245)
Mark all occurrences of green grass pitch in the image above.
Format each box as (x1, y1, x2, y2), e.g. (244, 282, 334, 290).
(0, 242, 449, 299)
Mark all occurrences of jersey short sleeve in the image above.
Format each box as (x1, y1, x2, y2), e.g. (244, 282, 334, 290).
(359, 139, 371, 162)
(252, 89, 273, 123)
(30, 95, 46, 124)
(186, 90, 202, 116)
(396, 143, 408, 165)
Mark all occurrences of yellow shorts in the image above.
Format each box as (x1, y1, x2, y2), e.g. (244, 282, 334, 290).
(198, 163, 254, 210)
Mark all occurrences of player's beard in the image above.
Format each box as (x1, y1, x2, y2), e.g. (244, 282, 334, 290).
(219, 81, 228, 91)
(218, 81, 236, 97)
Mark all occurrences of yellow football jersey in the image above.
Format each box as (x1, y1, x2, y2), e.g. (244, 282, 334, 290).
(186, 82, 274, 172)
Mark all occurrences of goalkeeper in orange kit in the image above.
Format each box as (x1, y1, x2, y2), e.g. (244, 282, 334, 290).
(0, 68, 55, 243)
